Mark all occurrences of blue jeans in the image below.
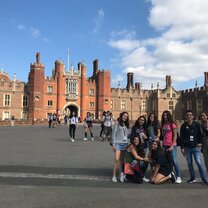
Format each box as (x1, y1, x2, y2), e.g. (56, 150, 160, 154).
(184, 147, 208, 180)
(163, 146, 181, 177)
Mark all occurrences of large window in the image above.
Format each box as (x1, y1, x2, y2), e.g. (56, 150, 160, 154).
(141, 100, 146, 111)
(23, 95, 28, 107)
(121, 100, 126, 110)
(4, 94, 11, 106)
(196, 99, 203, 111)
(66, 79, 78, 94)
(187, 100, 192, 110)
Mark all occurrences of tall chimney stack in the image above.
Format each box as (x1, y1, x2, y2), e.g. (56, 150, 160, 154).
(126, 72, 134, 91)
(165, 75, 171, 88)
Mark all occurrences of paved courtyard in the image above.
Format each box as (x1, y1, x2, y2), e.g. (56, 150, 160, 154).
(0, 124, 207, 208)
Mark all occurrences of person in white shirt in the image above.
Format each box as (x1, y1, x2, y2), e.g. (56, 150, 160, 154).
(102, 111, 113, 141)
(68, 111, 78, 142)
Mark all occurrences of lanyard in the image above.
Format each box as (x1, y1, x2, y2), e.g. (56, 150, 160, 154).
(122, 125, 126, 136)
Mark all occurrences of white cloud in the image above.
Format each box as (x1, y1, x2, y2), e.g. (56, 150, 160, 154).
(92, 8, 105, 34)
(107, 0, 208, 89)
(111, 74, 125, 86)
(17, 24, 26, 30)
(30, 27, 41, 38)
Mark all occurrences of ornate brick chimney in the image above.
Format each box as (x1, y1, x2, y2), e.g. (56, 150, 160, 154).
(165, 75, 172, 88)
(204, 72, 208, 86)
(126, 72, 134, 91)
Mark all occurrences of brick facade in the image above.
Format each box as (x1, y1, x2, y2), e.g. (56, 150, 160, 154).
(0, 52, 208, 125)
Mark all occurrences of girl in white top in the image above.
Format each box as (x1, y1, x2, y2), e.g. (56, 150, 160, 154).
(68, 111, 79, 142)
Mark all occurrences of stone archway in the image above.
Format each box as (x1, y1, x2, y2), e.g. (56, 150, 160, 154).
(62, 103, 80, 118)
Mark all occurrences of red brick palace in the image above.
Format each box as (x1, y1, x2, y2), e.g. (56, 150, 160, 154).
(0, 52, 208, 124)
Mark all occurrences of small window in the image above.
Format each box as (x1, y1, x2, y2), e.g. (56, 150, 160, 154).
(152, 100, 156, 111)
(169, 101, 174, 110)
(4, 94, 11, 106)
(166, 93, 170, 98)
(89, 89, 94, 95)
(47, 86, 53, 93)
(3, 111, 10, 120)
(90, 102, 95, 108)
(121, 100, 126, 110)
(110, 100, 113, 109)
(172, 93, 176, 98)
(22, 111, 28, 120)
(48, 100, 53, 106)
(23, 95, 28, 107)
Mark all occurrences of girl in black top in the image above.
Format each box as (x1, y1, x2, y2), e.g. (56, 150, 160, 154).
(83, 112, 94, 141)
(150, 141, 176, 184)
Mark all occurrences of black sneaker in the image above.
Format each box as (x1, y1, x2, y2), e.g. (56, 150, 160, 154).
(170, 172, 176, 183)
(187, 178, 197, 183)
(202, 178, 208, 186)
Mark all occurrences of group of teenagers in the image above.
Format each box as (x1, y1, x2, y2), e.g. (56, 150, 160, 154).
(111, 110, 208, 185)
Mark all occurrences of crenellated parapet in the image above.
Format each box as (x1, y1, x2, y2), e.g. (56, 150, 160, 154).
(180, 86, 206, 94)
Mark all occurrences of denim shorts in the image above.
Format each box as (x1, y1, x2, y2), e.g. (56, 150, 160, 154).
(114, 143, 128, 151)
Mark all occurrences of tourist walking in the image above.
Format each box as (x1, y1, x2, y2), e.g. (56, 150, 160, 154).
(111, 112, 130, 183)
(180, 110, 208, 185)
(102, 111, 113, 141)
(68, 111, 79, 142)
(161, 110, 182, 184)
(199, 112, 208, 172)
(99, 111, 106, 138)
(83, 112, 94, 141)
(10, 115, 15, 126)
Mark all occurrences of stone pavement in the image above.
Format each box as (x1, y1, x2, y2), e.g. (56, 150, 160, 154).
(0, 124, 207, 208)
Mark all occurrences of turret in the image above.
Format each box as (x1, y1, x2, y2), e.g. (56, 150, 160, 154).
(28, 52, 45, 120)
(55, 60, 65, 113)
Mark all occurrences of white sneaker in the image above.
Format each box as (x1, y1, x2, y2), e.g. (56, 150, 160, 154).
(112, 176, 117, 183)
(83, 138, 88, 141)
(175, 177, 182, 184)
(143, 176, 150, 183)
(120, 173, 124, 183)
(91, 137, 94, 141)
(71, 139, 74, 142)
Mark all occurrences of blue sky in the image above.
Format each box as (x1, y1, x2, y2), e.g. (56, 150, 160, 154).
(0, 0, 208, 90)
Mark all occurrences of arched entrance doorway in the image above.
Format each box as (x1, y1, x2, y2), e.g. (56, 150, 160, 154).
(64, 105, 78, 117)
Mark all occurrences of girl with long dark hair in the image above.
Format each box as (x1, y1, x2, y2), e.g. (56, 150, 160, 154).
(161, 110, 182, 183)
(111, 112, 130, 183)
(150, 140, 176, 184)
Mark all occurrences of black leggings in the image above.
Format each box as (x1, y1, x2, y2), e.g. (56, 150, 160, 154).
(69, 124, 76, 139)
